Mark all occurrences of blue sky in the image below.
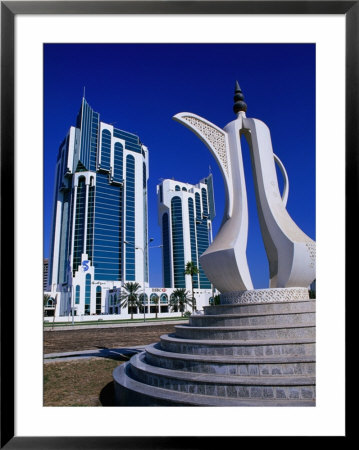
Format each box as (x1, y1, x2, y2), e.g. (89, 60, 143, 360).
(44, 43, 315, 289)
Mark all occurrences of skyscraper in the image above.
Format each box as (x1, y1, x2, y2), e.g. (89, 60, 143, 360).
(47, 97, 149, 317)
(157, 175, 215, 291)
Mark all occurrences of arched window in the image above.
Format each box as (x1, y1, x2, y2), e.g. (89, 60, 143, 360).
(85, 273, 91, 315)
(182, 187, 187, 192)
(46, 298, 54, 307)
(160, 293, 169, 312)
(96, 286, 102, 315)
(160, 293, 168, 304)
(75, 285, 80, 304)
(175, 185, 181, 191)
(150, 293, 159, 304)
(139, 293, 148, 304)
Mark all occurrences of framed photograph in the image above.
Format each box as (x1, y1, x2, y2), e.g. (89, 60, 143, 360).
(1, 1, 353, 447)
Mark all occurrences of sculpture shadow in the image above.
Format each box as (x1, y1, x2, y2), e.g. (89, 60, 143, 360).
(92, 346, 143, 361)
(100, 381, 116, 406)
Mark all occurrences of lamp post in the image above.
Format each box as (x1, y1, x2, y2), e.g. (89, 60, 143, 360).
(71, 284, 75, 325)
(124, 238, 153, 322)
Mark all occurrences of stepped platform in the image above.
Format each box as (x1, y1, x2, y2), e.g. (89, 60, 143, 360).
(113, 292, 316, 406)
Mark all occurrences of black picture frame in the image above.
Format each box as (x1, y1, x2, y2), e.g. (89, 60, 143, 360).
(1, 1, 353, 447)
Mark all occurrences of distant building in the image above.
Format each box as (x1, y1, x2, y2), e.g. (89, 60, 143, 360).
(157, 175, 216, 290)
(47, 97, 149, 317)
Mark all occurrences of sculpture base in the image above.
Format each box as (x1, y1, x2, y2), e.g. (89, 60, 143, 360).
(220, 287, 309, 305)
(113, 287, 315, 406)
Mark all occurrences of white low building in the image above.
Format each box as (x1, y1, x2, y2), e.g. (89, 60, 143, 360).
(44, 285, 214, 323)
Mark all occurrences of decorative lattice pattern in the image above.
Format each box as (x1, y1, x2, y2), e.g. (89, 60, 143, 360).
(220, 287, 310, 305)
(306, 242, 316, 269)
(182, 116, 229, 176)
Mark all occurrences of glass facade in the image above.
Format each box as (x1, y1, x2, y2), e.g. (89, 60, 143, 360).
(48, 97, 148, 316)
(113, 142, 123, 183)
(113, 127, 142, 153)
(188, 198, 199, 288)
(73, 177, 86, 274)
(125, 154, 136, 280)
(204, 174, 216, 220)
(100, 129, 111, 171)
(201, 188, 208, 217)
(58, 189, 72, 284)
(143, 162, 148, 283)
(196, 218, 211, 288)
(86, 180, 95, 262)
(93, 173, 123, 281)
(162, 213, 171, 287)
(76, 99, 99, 171)
(90, 112, 99, 172)
(171, 196, 185, 288)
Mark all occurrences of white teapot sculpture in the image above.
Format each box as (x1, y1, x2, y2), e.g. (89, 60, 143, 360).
(173, 82, 315, 293)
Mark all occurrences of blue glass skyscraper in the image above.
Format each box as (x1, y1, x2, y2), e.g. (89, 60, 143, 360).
(47, 98, 149, 317)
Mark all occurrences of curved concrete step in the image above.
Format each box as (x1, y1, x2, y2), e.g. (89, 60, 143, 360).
(128, 353, 315, 401)
(203, 299, 315, 316)
(160, 334, 316, 356)
(189, 311, 315, 327)
(145, 343, 315, 376)
(174, 324, 316, 340)
(113, 363, 315, 406)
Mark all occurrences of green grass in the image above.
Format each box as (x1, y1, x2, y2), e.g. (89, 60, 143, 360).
(44, 315, 188, 327)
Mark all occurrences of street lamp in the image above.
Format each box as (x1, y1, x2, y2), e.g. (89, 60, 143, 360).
(68, 284, 75, 325)
(124, 238, 154, 322)
(71, 284, 75, 325)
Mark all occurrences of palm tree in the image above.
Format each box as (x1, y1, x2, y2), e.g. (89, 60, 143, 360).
(120, 282, 142, 320)
(151, 295, 160, 319)
(43, 293, 51, 306)
(184, 261, 199, 311)
(170, 288, 193, 317)
(43, 294, 51, 317)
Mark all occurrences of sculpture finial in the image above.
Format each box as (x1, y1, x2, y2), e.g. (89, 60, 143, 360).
(233, 81, 247, 115)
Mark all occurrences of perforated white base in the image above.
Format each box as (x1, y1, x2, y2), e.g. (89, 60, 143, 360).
(220, 287, 310, 304)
